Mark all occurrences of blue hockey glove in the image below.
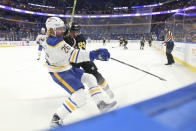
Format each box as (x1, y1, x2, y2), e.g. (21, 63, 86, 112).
(90, 48, 110, 61)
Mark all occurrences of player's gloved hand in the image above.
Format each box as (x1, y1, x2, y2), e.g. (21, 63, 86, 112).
(90, 48, 110, 61)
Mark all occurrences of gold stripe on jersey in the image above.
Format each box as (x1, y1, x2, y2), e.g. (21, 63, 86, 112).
(53, 72, 75, 93)
(47, 40, 64, 48)
(50, 63, 70, 68)
(45, 63, 70, 69)
(70, 50, 79, 63)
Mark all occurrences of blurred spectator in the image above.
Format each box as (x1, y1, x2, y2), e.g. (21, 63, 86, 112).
(0, 0, 189, 15)
(0, 20, 38, 41)
(0, 0, 194, 42)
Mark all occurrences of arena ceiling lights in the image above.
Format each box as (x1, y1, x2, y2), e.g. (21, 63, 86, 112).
(28, 3, 55, 9)
(0, 4, 195, 18)
(131, 0, 183, 9)
(131, 3, 163, 9)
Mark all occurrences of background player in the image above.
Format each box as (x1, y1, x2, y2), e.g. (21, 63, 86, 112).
(63, 22, 115, 99)
(108, 37, 111, 43)
(140, 36, 145, 50)
(44, 17, 116, 127)
(35, 28, 46, 60)
(119, 36, 123, 46)
(123, 37, 128, 49)
(103, 37, 106, 46)
(148, 35, 152, 47)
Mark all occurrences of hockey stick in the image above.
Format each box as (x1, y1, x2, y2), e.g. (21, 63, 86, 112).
(112, 46, 119, 48)
(111, 57, 167, 81)
(67, 0, 77, 35)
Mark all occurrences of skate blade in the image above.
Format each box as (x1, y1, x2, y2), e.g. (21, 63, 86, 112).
(100, 101, 118, 113)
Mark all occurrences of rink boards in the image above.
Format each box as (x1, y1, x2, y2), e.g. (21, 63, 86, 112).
(0, 41, 36, 47)
(0, 40, 195, 72)
(49, 82, 196, 131)
(153, 41, 196, 72)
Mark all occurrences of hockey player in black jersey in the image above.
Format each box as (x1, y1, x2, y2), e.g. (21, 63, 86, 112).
(63, 22, 115, 99)
(103, 37, 106, 46)
(140, 36, 145, 50)
(123, 37, 128, 49)
(119, 37, 123, 46)
(148, 35, 152, 47)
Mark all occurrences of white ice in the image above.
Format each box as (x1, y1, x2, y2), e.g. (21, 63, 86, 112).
(0, 41, 196, 131)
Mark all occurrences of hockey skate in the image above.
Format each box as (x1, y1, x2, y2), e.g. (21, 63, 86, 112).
(124, 46, 128, 49)
(165, 63, 172, 65)
(102, 85, 115, 99)
(50, 114, 63, 128)
(97, 100, 117, 112)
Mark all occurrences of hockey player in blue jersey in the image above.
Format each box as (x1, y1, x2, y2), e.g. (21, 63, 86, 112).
(43, 17, 116, 127)
(36, 28, 46, 60)
(63, 23, 115, 99)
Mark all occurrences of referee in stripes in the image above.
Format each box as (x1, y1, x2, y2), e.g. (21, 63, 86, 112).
(163, 27, 175, 65)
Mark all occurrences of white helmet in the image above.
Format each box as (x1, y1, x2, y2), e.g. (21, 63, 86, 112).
(41, 28, 45, 31)
(46, 17, 65, 36)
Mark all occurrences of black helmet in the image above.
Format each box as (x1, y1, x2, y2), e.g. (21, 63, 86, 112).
(64, 22, 80, 37)
(70, 22, 80, 32)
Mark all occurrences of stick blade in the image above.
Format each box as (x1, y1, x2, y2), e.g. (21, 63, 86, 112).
(160, 78, 167, 81)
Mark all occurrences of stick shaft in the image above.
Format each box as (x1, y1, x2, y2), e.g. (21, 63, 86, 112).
(68, 0, 77, 35)
(111, 57, 166, 81)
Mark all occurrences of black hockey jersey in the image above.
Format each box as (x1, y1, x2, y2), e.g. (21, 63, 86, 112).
(75, 34, 86, 50)
(123, 38, 128, 44)
(120, 37, 123, 42)
(63, 34, 86, 50)
(140, 37, 145, 43)
(63, 35, 75, 47)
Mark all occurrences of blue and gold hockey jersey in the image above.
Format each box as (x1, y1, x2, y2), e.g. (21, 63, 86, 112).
(44, 36, 91, 72)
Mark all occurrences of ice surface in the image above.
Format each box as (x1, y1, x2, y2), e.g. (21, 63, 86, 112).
(0, 41, 195, 131)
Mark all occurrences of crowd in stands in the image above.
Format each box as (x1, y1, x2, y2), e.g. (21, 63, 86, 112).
(0, 15, 195, 42)
(0, 0, 194, 42)
(0, 0, 189, 15)
(0, 21, 38, 41)
(0, 18, 161, 41)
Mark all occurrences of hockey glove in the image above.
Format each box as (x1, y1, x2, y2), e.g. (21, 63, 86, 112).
(90, 48, 110, 61)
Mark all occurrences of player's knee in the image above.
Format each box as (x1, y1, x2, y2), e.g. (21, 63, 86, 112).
(70, 88, 87, 108)
(81, 73, 97, 88)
